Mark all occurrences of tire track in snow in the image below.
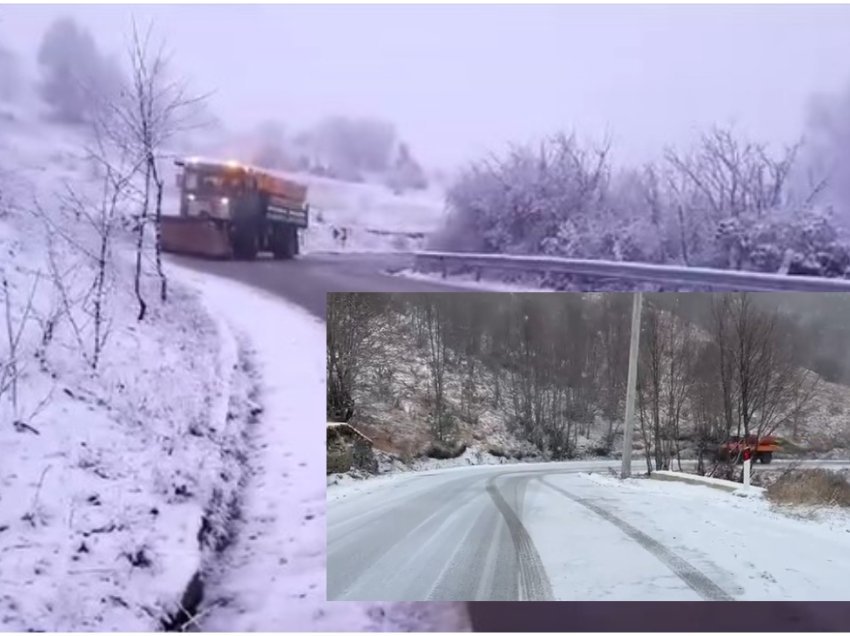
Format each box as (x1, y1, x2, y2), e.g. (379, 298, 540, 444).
(538, 477, 733, 601)
(486, 475, 554, 601)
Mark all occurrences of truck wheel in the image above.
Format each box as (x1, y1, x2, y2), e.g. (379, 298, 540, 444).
(273, 227, 297, 260)
(233, 231, 258, 261)
(761, 452, 773, 464)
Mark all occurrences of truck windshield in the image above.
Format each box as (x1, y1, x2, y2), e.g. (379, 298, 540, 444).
(183, 169, 247, 196)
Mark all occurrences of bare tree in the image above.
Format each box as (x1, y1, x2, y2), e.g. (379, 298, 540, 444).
(326, 293, 387, 421)
(423, 296, 453, 442)
(592, 294, 631, 449)
(639, 299, 697, 470)
(665, 127, 800, 220)
(98, 20, 209, 319)
(664, 127, 813, 269)
(33, 122, 142, 370)
(705, 294, 820, 455)
(688, 339, 728, 475)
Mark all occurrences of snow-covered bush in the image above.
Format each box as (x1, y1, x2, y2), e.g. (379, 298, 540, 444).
(709, 207, 850, 276)
(434, 133, 611, 256)
(432, 125, 845, 276)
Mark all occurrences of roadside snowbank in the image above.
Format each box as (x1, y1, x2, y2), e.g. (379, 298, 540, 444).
(395, 268, 549, 292)
(650, 469, 766, 495)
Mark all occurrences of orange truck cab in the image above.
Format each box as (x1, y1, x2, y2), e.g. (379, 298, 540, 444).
(719, 435, 779, 464)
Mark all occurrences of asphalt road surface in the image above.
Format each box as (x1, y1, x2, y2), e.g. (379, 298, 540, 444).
(169, 251, 455, 319)
(329, 461, 850, 629)
(328, 462, 616, 602)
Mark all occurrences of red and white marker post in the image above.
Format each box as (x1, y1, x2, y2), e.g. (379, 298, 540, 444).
(742, 447, 753, 491)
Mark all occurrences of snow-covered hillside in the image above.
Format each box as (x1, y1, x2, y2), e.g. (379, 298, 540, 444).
(331, 294, 850, 489)
(344, 311, 614, 473)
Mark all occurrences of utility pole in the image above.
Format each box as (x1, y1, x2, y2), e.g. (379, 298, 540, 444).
(621, 292, 643, 479)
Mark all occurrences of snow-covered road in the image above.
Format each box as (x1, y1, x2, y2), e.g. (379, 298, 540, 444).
(327, 462, 850, 602)
(170, 264, 471, 631)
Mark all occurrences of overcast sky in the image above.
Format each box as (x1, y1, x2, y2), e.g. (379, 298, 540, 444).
(4, 4, 850, 171)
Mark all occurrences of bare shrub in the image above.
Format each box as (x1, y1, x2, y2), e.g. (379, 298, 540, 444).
(33, 124, 141, 370)
(487, 445, 508, 458)
(0, 271, 54, 432)
(425, 440, 467, 460)
(766, 468, 850, 508)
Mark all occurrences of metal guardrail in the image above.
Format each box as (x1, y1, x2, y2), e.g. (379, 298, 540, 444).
(413, 251, 850, 292)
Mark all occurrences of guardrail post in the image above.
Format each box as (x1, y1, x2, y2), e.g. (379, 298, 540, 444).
(475, 267, 481, 282)
(440, 257, 447, 279)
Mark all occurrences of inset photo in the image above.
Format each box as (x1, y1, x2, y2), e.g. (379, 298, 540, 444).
(327, 291, 850, 602)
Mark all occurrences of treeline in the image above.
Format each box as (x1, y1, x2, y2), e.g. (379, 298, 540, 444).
(639, 294, 819, 472)
(327, 292, 823, 471)
(431, 122, 850, 279)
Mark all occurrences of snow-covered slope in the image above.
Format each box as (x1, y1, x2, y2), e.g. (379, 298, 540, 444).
(0, 202, 247, 630)
(346, 314, 597, 470)
(0, 97, 253, 629)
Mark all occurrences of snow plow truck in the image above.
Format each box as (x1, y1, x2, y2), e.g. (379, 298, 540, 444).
(161, 157, 309, 259)
(718, 435, 780, 464)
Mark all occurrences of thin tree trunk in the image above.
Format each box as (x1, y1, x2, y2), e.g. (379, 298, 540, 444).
(92, 228, 109, 370)
(151, 160, 168, 302)
(135, 164, 151, 321)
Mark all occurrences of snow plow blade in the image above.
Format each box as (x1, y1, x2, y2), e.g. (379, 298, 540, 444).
(161, 216, 233, 259)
